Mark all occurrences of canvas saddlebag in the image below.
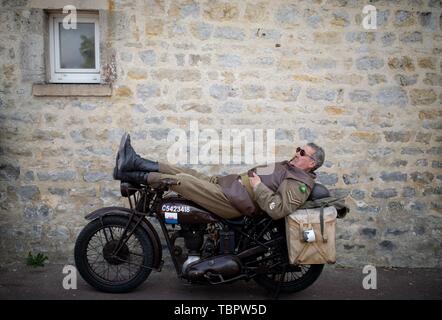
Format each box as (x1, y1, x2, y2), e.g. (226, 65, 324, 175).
(285, 206, 337, 265)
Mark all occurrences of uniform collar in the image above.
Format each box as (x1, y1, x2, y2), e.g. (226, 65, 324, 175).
(285, 159, 317, 180)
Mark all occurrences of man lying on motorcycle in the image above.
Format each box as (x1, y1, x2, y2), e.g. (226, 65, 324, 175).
(113, 133, 325, 220)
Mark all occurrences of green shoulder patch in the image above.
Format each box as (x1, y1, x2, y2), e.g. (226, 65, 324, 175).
(299, 184, 307, 194)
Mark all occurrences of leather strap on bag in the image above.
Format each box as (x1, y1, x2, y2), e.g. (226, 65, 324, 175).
(299, 222, 305, 241)
(320, 205, 328, 243)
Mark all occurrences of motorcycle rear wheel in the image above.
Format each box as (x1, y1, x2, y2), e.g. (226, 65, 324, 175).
(254, 264, 324, 294)
(74, 216, 154, 293)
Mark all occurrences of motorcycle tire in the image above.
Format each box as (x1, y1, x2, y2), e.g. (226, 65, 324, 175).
(254, 264, 324, 294)
(74, 216, 154, 293)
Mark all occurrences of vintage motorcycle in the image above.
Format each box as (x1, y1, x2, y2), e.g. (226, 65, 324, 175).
(74, 179, 331, 294)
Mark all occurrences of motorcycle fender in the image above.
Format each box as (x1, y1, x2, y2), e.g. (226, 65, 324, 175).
(85, 206, 162, 270)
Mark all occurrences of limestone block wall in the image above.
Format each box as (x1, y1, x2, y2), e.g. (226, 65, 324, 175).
(0, 0, 441, 267)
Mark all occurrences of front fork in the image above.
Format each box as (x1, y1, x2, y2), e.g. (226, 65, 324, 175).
(111, 187, 184, 276)
(110, 189, 145, 258)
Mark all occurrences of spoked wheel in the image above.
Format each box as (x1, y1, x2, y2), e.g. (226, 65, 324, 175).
(254, 264, 324, 294)
(74, 216, 154, 293)
(251, 220, 324, 294)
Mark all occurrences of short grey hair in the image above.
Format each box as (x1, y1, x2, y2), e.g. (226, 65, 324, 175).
(307, 142, 325, 171)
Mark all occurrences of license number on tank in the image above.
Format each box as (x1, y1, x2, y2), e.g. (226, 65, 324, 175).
(161, 205, 190, 213)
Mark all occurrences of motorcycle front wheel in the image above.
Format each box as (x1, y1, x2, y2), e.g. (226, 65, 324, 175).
(254, 264, 324, 294)
(74, 216, 154, 293)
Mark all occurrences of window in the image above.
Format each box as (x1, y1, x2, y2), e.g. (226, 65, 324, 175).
(48, 13, 100, 83)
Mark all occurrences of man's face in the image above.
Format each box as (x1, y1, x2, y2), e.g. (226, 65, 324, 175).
(291, 145, 316, 171)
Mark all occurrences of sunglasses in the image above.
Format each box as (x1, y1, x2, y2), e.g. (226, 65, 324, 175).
(296, 147, 316, 162)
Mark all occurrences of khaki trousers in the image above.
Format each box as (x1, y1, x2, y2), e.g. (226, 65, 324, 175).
(157, 163, 242, 219)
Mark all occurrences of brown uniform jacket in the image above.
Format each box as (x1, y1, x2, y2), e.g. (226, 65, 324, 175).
(217, 161, 316, 219)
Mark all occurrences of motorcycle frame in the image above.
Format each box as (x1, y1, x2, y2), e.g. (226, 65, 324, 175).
(111, 184, 287, 282)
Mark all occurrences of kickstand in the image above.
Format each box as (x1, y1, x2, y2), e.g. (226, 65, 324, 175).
(271, 264, 287, 300)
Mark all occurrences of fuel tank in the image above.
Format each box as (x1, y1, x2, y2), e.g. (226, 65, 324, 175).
(157, 196, 220, 224)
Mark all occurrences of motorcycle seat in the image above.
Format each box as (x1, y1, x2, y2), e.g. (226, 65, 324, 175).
(307, 183, 330, 201)
(120, 182, 141, 197)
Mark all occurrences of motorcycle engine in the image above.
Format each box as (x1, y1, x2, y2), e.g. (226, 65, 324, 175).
(180, 225, 205, 274)
(181, 224, 242, 283)
(181, 224, 205, 252)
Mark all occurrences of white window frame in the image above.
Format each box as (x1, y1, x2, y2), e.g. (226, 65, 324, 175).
(49, 13, 100, 83)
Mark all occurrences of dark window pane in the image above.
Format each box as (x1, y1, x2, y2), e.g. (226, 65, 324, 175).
(59, 22, 95, 69)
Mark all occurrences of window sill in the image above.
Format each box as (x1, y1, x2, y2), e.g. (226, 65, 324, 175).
(32, 84, 112, 97)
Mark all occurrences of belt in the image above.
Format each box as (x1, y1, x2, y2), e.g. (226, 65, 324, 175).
(240, 174, 254, 200)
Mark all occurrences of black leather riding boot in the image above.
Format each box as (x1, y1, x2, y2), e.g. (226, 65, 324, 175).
(113, 167, 149, 185)
(117, 133, 160, 172)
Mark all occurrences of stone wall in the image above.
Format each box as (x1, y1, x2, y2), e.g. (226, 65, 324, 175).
(0, 0, 441, 267)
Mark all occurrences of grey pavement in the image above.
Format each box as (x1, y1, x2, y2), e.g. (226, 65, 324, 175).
(0, 263, 440, 300)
